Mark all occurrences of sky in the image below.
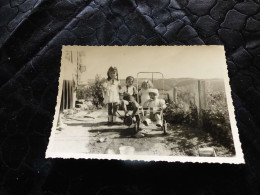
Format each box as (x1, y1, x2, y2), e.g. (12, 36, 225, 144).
(66, 46, 227, 81)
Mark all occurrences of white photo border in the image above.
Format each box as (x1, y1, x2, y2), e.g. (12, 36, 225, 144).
(46, 45, 245, 164)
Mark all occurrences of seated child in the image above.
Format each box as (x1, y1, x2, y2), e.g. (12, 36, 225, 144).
(120, 76, 139, 117)
(142, 88, 167, 127)
(138, 80, 153, 106)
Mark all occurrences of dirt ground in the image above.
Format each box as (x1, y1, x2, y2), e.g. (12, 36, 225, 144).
(52, 109, 234, 157)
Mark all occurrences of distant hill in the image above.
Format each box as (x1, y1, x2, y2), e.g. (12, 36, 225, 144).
(86, 78, 225, 92)
(205, 79, 225, 92)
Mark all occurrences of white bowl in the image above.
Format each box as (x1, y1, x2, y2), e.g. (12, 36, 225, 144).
(119, 146, 135, 155)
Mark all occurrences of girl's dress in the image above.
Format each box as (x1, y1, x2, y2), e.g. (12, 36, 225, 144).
(138, 89, 150, 106)
(103, 79, 120, 104)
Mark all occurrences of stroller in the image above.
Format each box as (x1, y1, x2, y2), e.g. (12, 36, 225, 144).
(117, 72, 168, 135)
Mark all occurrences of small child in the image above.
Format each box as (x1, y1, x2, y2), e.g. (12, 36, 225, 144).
(120, 76, 139, 117)
(138, 80, 153, 106)
(102, 66, 121, 125)
(143, 88, 166, 127)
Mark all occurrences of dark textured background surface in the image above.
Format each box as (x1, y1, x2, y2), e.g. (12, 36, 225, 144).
(0, 0, 260, 194)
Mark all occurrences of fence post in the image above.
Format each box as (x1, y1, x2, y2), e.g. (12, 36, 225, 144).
(62, 80, 65, 111)
(198, 80, 206, 127)
(66, 80, 69, 109)
(173, 87, 177, 103)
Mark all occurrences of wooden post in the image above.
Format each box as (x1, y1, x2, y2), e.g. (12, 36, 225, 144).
(66, 80, 70, 109)
(72, 86, 76, 108)
(198, 80, 206, 127)
(62, 80, 65, 111)
(69, 81, 73, 109)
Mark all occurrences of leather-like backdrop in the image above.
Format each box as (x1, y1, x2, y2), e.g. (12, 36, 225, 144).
(0, 0, 260, 194)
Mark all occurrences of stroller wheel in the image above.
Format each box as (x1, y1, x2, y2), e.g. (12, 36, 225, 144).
(124, 115, 133, 126)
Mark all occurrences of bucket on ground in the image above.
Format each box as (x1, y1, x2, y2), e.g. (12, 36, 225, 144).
(198, 148, 216, 157)
(119, 146, 135, 155)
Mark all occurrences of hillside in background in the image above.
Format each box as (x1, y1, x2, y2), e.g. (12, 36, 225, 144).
(87, 77, 225, 92)
(139, 78, 225, 92)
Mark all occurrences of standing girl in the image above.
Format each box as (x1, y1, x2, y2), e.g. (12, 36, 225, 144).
(102, 66, 121, 125)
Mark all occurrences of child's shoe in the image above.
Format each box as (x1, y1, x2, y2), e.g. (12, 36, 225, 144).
(156, 120, 163, 127)
(107, 115, 113, 125)
(112, 116, 121, 125)
(143, 118, 151, 126)
(113, 116, 116, 122)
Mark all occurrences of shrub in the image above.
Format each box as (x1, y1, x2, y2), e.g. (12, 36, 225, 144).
(164, 91, 234, 151)
(164, 100, 198, 127)
(76, 74, 105, 108)
(202, 92, 234, 149)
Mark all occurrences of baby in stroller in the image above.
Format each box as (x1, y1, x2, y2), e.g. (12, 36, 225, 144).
(142, 88, 167, 127)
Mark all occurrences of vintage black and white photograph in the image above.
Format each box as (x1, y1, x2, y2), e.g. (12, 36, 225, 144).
(46, 46, 244, 163)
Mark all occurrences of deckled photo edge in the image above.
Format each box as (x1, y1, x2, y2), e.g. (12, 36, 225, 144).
(45, 45, 245, 164)
(45, 45, 66, 157)
(221, 46, 245, 164)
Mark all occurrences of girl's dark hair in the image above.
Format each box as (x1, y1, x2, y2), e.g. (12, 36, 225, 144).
(126, 76, 134, 82)
(107, 66, 119, 81)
